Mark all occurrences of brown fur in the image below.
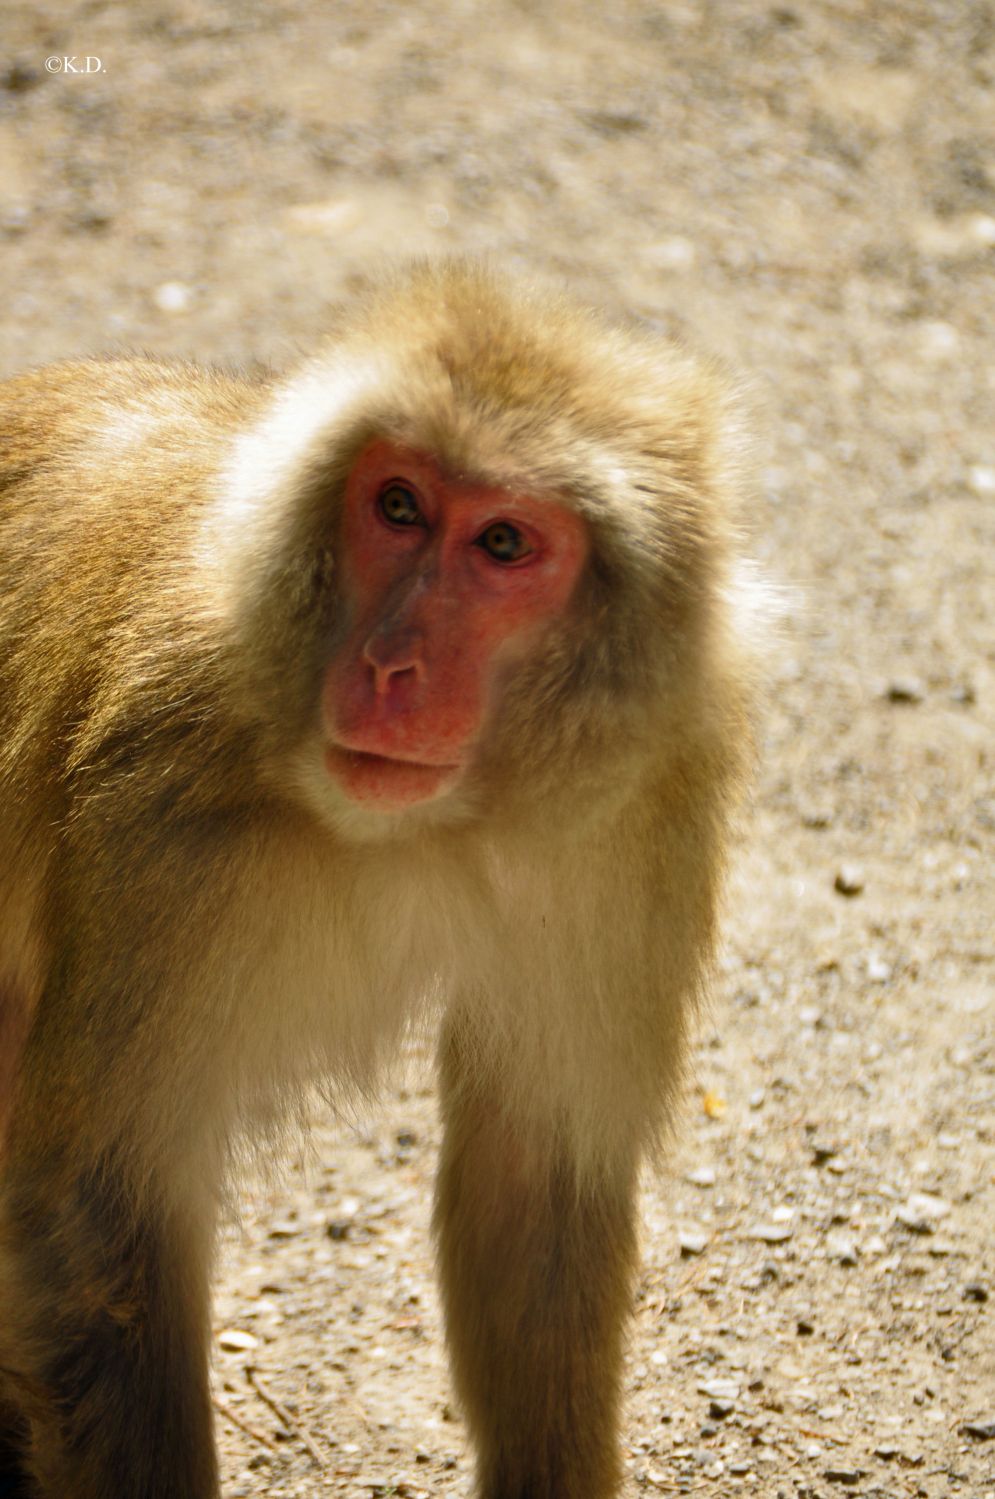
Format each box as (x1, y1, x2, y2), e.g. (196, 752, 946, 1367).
(0, 261, 764, 1497)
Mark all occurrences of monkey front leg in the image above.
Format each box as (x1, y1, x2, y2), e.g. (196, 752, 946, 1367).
(0, 1159, 219, 1499)
(434, 1031, 640, 1499)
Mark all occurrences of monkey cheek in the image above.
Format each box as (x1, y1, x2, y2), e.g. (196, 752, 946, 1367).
(324, 743, 463, 810)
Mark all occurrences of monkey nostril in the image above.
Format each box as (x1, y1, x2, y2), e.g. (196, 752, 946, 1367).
(370, 659, 420, 693)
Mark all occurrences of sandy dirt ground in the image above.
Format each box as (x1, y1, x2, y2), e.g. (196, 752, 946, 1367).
(1, 2, 992, 1496)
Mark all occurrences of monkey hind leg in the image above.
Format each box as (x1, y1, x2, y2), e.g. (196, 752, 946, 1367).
(0, 1160, 219, 1499)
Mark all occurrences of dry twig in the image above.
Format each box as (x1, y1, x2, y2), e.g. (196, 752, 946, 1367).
(212, 1394, 280, 1454)
(246, 1364, 328, 1471)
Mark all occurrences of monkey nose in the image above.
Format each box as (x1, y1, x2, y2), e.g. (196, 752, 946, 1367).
(362, 628, 426, 696)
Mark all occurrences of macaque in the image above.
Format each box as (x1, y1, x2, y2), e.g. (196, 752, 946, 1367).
(0, 260, 763, 1498)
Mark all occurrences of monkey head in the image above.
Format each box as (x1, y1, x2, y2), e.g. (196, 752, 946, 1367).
(207, 263, 747, 840)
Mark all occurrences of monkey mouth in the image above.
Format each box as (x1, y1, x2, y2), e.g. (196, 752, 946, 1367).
(324, 742, 463, 809)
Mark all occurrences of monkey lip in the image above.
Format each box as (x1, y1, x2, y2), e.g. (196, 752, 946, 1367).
(324, 742, 463, 809)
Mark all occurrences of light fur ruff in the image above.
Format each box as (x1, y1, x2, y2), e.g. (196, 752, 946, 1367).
(0, 259, 766, 1499)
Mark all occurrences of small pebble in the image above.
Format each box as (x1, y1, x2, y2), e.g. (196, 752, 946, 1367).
(967, 465, 995, 496)
(827, 1231, 859, 1266)
(886, 677, 924, 704)
(153, 280, 193, 313)
(217, 1328, 258, 1352)
(686, 1165, 717, 1187)
(896, 1192, 951, 1233)
(916, 320, 959, 360)
(698, 1377, 740, 1402)
(834, 865, 865, 897)
(679, 1229, 709, 1257)
(750, 1222, 793, 1243)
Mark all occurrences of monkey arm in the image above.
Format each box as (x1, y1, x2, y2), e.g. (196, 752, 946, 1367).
(430, 795, 724, 1499)
(433, 1010, 643, 1499)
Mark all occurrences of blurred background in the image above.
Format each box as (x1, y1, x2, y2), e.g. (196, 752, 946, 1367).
(1, 3, 992, 1496)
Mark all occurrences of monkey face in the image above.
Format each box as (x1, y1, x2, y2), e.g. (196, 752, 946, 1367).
(320, 439, 590, 812)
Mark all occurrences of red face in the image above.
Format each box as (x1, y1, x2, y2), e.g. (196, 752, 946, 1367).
(322, 440, 589, 811)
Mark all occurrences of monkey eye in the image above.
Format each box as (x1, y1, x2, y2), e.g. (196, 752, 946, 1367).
(378, 481, 422, 527)
(475, 521, 533, 564)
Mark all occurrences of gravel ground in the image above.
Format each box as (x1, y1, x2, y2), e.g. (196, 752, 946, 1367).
(1, 3, 992, 1496)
